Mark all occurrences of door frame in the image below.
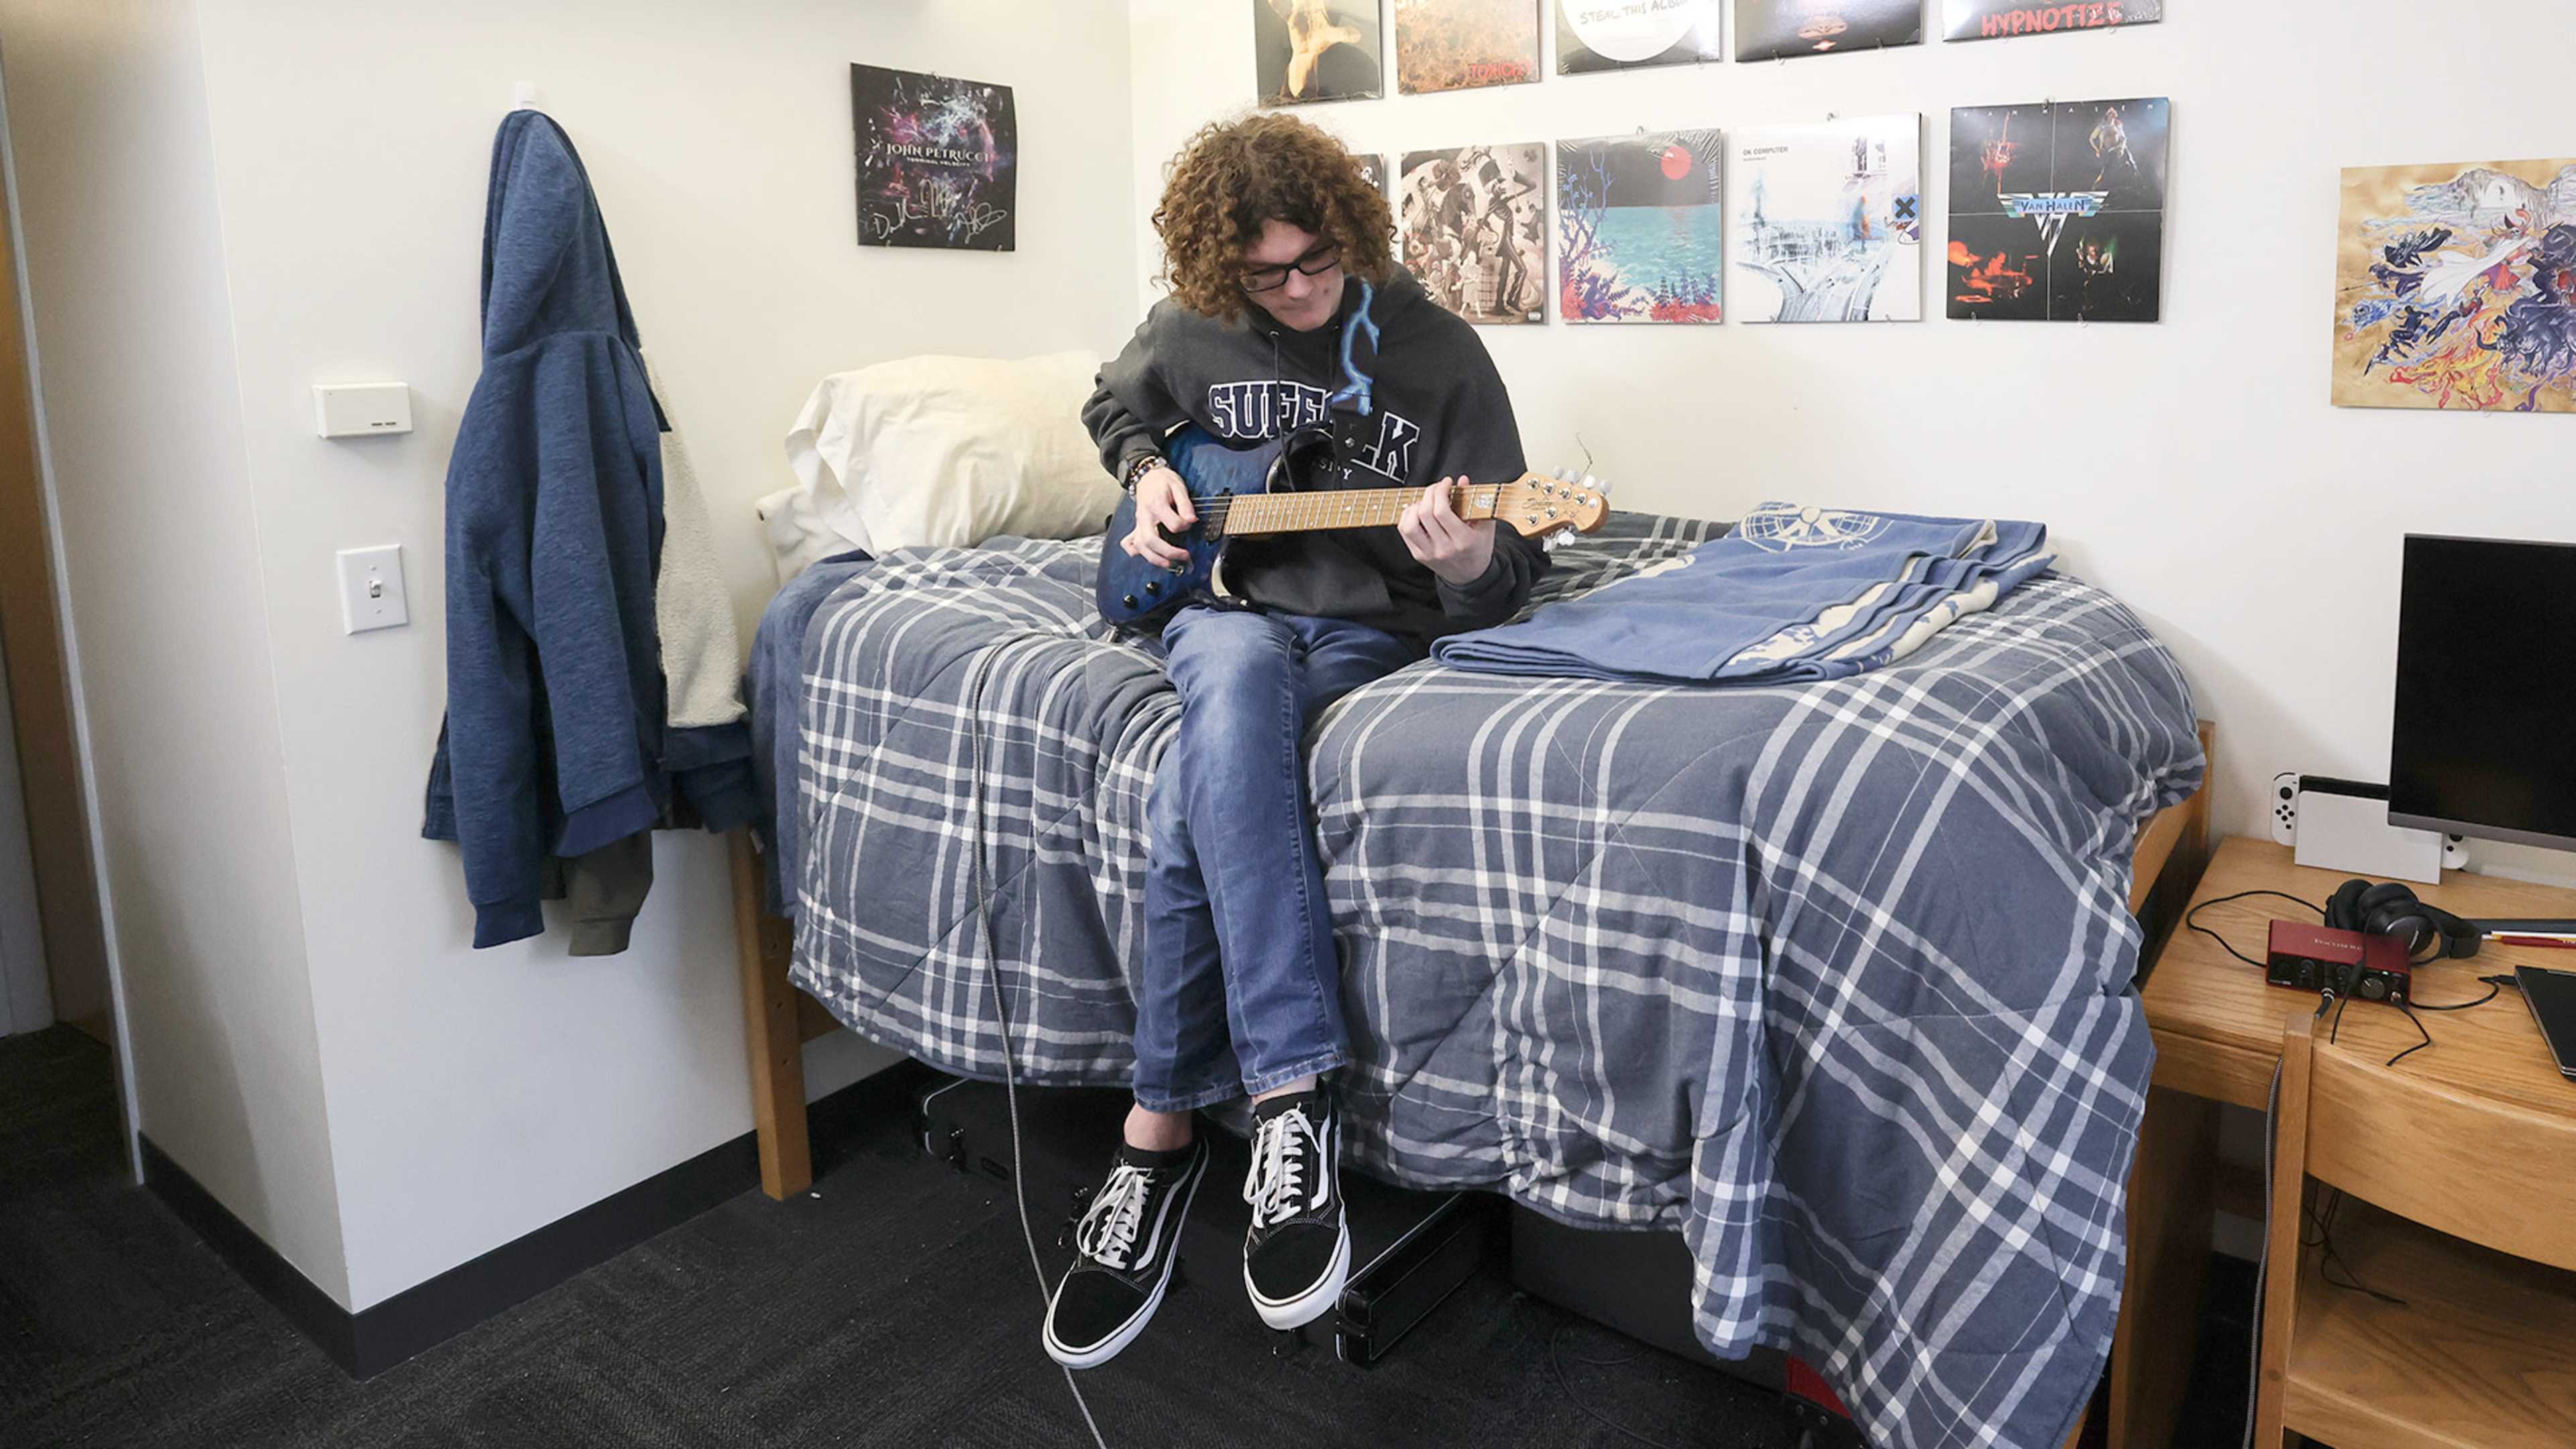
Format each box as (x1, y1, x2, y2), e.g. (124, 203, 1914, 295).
(0, 61, 138, 1175)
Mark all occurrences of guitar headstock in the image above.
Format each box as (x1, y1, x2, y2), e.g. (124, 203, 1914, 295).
(1491, 472, 1611, 546)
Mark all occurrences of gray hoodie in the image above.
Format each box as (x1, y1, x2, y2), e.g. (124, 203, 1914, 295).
(1081, 266, 1546, 647)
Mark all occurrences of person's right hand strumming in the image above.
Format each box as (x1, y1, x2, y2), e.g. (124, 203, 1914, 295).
(1124, 465, 1196, 570)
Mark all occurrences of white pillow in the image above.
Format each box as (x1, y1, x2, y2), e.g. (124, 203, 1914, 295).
(779, 351, 1116, 564)
(753, 480, 870, 588)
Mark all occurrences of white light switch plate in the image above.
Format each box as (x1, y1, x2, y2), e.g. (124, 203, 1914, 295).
(337, 545, 409, 634)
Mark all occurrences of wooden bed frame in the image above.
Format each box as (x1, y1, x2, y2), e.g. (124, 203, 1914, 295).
(730, 720, 2216, 1205)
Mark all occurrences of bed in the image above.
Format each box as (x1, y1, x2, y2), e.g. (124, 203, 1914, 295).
(729, 512, 2209, 1449)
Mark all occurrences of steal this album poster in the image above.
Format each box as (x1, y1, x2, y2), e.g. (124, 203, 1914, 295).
(1735, 0, 1922, 60)
(1944, 1, 2163, 43)
(1396, 0, 1542, 95)
(1948, 97, 2168, 322)
(850, 64, 1016, 251)
(1399, 145, 1549, 324)
(1256, 1, 1385, 105)
(1558, 131, 1725, 323)
(1558, 0, 1724, 74)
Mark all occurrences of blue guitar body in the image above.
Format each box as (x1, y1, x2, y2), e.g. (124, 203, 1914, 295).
(1095, 425, 1311, 628)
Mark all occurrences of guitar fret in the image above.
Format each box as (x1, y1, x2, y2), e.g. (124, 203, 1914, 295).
(1213, 482, 1522, 537)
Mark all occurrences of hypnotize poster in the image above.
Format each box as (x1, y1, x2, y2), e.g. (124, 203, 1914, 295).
(1558, 131, 1725, 323)
(1256, 0, 1385, 105)
(1947, 97, 2168, 322)
(1943, 0, 2163, 43)
(850, 64, 1017, 251)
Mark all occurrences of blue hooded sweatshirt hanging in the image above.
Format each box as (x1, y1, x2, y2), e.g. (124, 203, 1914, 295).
(1431, 502, 2055, 685)
(422, 111, 752, 949)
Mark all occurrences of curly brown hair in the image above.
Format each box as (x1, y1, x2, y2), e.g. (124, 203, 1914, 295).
(1152, 114, 1395, 323)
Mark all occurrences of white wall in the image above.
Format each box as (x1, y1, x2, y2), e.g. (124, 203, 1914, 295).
(1128, 0, 2576, 869)
(186, 0, 1139, 1311)
(0, 0, 349, 1301)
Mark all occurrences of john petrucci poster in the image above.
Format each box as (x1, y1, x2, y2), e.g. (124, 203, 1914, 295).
(851, 62, 1017, 252)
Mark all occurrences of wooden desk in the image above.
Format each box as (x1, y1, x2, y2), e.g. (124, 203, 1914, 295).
(2113, 836, 2576, 1448)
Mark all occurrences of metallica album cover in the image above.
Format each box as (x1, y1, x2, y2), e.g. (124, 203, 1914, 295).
(1735, 0, 1921, 61)
(1944, 1, 2163, 43)
(1947, 97, 2168, 322)
(850, 64, 1016, 251)
(1256, 1, 1383, 106)
(1396, 0, 1542, 95)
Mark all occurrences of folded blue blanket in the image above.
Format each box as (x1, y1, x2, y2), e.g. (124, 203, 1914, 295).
(1432, 502, 2054, 684)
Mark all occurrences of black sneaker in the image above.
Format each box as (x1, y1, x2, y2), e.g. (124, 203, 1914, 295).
(1241, 1089, 1350, 1330)
(1042, 1136, 1208, 1369)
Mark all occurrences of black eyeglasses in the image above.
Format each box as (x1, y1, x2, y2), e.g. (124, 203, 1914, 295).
(1240, 245, 1340, 294)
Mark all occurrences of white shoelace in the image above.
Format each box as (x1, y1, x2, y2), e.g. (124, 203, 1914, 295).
(1075, 1163, 1155, 1271)
(1244, 1106, 1322, 1230)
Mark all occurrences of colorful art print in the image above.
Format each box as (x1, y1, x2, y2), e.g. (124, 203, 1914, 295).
(1558, 0, 1725, 74)
(1943, 0, 2161, 42)
(1558, 131, 1724, 323)
(2334, 158, 2576, 413)
(1255, 1, 1383, 106)
(1399, 145, 1549, 324)
(1735, 0, 1921, 60)
(850, 64, 1016, 251)
(1395, 0, 1542, 95)
(1947, 97, 2167, 323)
(1726, 116, 1923, 323)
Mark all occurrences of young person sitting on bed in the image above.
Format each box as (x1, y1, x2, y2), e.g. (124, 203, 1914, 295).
(1049, 113, 1546, 1368)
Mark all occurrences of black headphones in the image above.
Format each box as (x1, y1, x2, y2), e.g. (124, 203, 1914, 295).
(2326, 879, 2482, 963)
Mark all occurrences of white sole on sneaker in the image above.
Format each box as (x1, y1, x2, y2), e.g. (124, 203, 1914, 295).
(1245, 1220, 1350, 1331)
(1042, 1161, 1205, 1371)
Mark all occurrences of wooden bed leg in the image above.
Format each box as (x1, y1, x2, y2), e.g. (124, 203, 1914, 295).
(731, 828, 812, 1199)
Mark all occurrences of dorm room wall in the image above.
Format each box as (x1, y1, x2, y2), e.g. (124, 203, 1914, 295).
(9, 0, 1140, 1316)
(1126, 0, 2576, 878)
(0, 0, 353, 1303)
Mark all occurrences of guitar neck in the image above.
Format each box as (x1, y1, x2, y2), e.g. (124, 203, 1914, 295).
(1206, 481, 1511, 538)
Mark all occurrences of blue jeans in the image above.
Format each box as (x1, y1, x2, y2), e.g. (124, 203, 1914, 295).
(1131, 605, 1420, 1113)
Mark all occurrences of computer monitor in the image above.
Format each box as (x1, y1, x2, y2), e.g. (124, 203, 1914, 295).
(2387, 534, 2576, 852)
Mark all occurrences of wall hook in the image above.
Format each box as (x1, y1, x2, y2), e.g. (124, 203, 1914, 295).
(511, 80, 541, 111)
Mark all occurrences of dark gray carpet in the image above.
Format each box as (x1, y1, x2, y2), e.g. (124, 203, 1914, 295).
(0, 1026, 1807, 1448)
(0, 1024, 2261, 1448)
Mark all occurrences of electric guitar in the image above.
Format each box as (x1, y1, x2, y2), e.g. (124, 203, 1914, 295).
(1095, 423, 1610, 628)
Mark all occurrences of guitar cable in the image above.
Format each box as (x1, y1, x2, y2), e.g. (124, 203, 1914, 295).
(963, 635, 1114, 1449)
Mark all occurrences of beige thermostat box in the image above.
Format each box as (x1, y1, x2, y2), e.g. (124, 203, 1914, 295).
(313, 382, 413, 438)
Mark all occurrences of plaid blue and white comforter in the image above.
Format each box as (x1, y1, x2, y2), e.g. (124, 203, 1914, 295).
(786, 515, 2202, 1449)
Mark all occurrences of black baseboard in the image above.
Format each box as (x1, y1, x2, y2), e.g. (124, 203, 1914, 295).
(140, 1057, 933, 1379)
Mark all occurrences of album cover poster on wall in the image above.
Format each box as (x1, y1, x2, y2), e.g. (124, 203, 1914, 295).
(1399, 145, 1549, 323)
(1558, 131, 1725, 323)
(2334, 157, 2576, 413)
(1727, 115, 1923, 322)
(1255, 1, 1383, 106)
(1354, 152, 1393, 197)
(1558, 0, 1726, 74)
(850, 64, 1017, 252)
(1944, 0, 2163, 43)
(1396, 0, 1542, 94)
(1735, 0, 1922, 60)
(1947, 97, 2167, 322)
